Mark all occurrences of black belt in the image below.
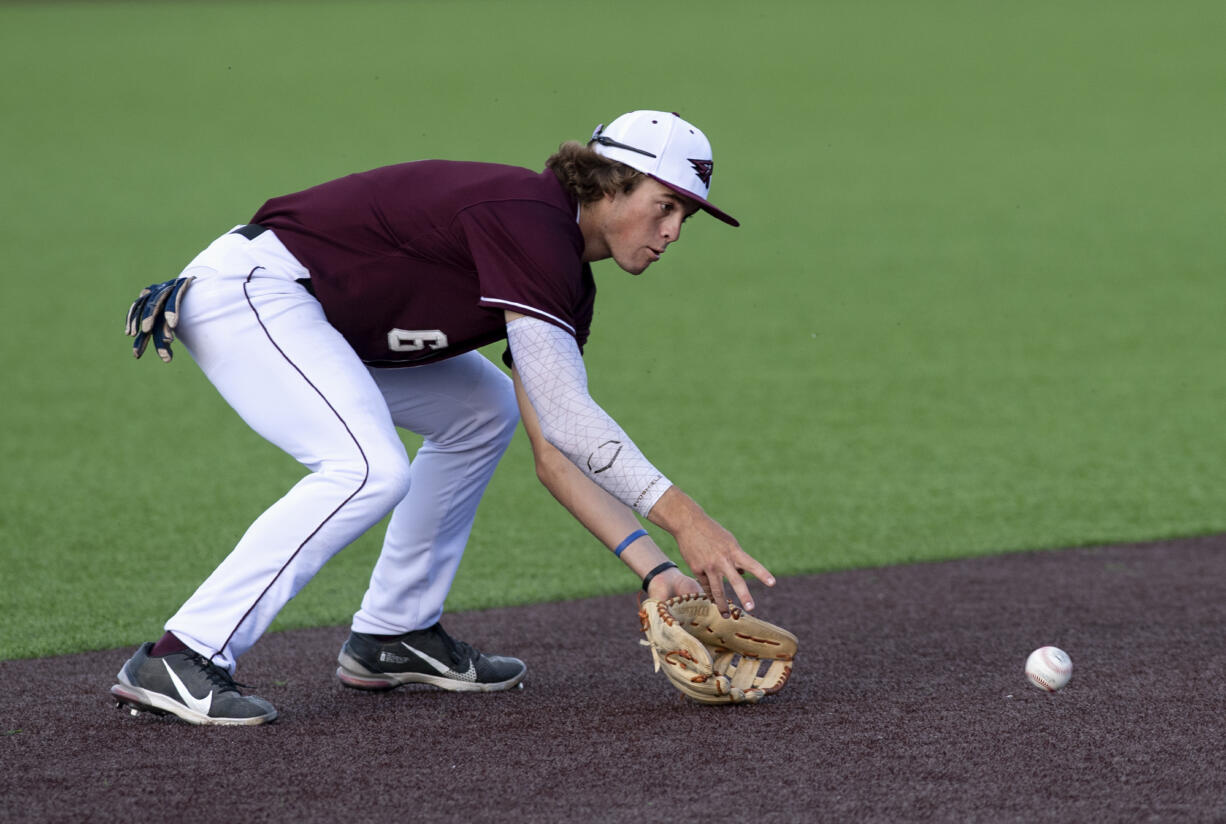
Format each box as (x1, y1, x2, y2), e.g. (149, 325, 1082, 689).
(231, 223, 268, 240)
(230, 223, 314, 294)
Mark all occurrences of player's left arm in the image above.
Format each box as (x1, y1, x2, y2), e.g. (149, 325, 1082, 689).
(511, 365, 700, 600)
(505, 311, 775, 611)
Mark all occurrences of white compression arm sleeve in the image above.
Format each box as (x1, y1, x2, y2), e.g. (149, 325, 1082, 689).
(507, 316, 672, 516)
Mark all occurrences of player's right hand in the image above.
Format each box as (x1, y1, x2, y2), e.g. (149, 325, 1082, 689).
(674, 516, 775, 616)
(647, 487, 776, 616)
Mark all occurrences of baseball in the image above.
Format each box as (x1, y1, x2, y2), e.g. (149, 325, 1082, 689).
(1025, 646, 1072, 692)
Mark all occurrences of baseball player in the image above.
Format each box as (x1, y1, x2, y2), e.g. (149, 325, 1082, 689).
(112, 110, 776, 725)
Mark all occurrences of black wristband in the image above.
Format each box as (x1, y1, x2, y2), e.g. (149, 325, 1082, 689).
(641, 561, 678, 592)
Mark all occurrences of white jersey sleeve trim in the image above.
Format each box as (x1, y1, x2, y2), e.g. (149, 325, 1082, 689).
(480, 297, 577, 335)
(506, 316, 672, 516)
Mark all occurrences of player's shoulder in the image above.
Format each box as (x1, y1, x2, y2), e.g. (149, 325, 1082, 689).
(443, 164, 576, 223)
(359, 160, 566, 207)
(340, 160, 576, 242)
(359, 159, 540, 187)
(451, 162, 566, 200)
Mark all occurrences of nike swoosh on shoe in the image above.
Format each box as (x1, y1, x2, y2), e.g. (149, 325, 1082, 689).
(163, 660, 215, 715)
(400, 642, 477, 681)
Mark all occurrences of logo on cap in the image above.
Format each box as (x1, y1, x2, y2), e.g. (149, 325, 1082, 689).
(689, 158, 714, 187)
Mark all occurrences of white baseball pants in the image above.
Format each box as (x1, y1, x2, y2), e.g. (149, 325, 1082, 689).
(164, 228, 519, 673)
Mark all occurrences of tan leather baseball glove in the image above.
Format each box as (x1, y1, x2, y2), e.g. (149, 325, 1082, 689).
(638, 594, 797, 704)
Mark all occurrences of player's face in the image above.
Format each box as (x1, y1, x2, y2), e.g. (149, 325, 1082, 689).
(591, 178, 699, 275)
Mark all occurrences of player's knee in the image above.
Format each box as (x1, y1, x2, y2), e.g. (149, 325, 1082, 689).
(377, 455, 413, 502)
(360, 451, 412, 508)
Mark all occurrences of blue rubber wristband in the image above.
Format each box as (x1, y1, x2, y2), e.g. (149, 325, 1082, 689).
(613, 528, 649, 558)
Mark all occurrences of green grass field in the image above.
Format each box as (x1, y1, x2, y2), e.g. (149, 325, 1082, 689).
(2, 0, 1223, 660)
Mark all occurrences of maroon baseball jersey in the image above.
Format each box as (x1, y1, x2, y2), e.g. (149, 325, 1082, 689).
(250, 160, 596, 366)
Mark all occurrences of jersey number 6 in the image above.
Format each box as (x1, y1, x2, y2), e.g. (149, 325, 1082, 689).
(387, 329, 450, 352)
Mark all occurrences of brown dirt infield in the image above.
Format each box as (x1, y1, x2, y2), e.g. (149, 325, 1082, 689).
(3, 534, 1225, 823)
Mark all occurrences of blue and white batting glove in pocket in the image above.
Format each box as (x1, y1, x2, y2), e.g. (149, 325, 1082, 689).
(124, 276, 195, 363)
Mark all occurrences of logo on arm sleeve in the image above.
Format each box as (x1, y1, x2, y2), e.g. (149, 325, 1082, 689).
(587, 440, 623, 474)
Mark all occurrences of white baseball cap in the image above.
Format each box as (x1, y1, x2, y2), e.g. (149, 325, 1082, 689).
(589, 110, 739, 227)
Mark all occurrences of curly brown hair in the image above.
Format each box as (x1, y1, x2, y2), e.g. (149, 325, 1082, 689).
(545, 141, 645, 204)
